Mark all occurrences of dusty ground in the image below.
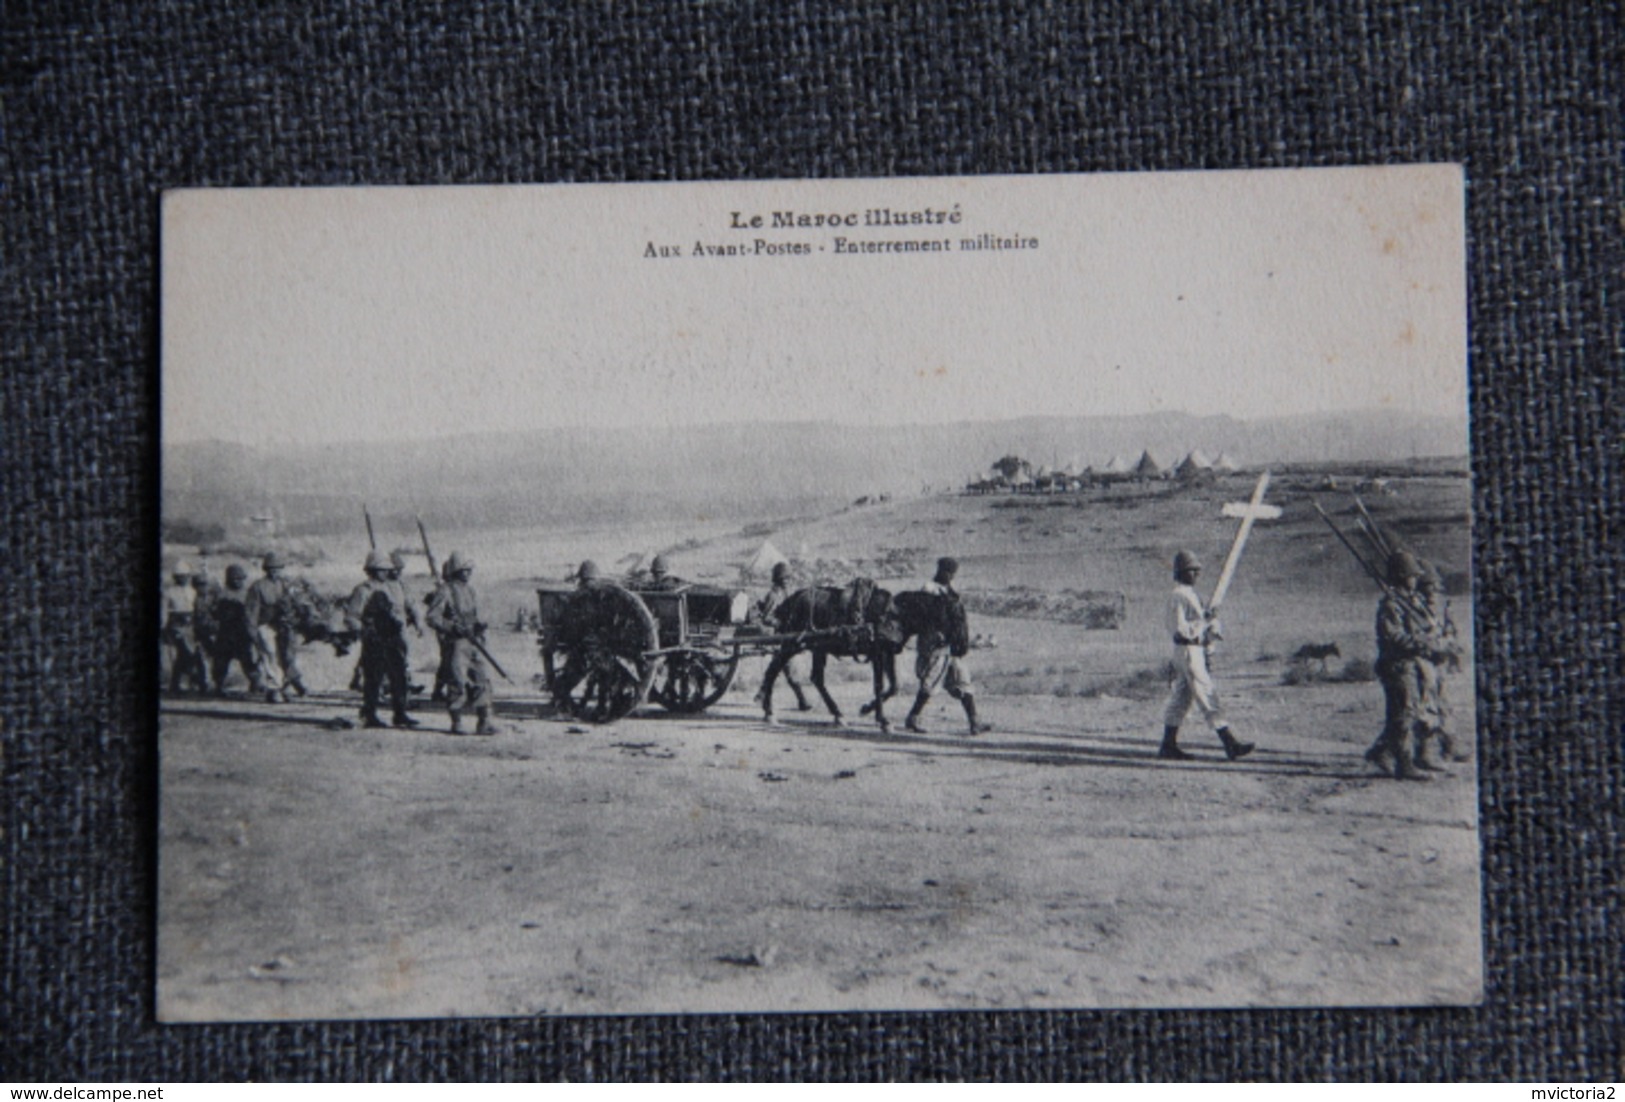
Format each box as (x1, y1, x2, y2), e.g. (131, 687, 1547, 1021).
(158, 475, 1482, 1020)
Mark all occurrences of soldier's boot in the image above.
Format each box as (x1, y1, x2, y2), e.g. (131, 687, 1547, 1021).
(1158, 725, 1194, 761)
(1364, 742, 1396, 776)
(449, 710, 465, 736)
(266, 688, 286, 704)
(904, 692, 931, 734)
(1438, 731, 1470, 763)
(289, 679, 308, 698)
(960, 694, 990, 735)
(1217, 726, 1256, 761)
(1413, 734, 1447, 772)
(392, 711, 420, 729)
(362, 710, 388, 729)
(348, 663, 364, 693)
(793, 686, 813, 713)
(1393, 753, 1431, 782)
(475, 708, 496, 736)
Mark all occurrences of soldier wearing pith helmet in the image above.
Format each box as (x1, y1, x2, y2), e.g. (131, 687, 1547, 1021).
(1159, 549, 1255, 762)
(345, 549, 420, 729)
(425, 551, 494, 736)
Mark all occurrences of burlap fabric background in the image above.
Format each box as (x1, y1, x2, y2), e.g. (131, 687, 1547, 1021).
(4, 1, 1619, 1082)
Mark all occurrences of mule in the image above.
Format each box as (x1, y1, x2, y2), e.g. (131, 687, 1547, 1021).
(759, 579, 896, 729)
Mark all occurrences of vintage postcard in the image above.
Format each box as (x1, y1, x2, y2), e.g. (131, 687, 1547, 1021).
(159, 167, 1477, 1020)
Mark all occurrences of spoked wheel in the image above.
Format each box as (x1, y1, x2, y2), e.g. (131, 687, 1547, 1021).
(545, 584, 659, 723)
(651, 649, 739, 714)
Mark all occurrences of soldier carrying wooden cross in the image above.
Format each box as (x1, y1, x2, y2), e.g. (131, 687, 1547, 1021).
(1158, 471, 1281, 762)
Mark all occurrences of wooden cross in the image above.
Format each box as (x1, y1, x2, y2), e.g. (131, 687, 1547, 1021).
(1209, 471, 1282, 612)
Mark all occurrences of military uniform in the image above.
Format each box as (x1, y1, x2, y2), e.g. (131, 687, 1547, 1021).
(903, 558, 987, 735)
(1157, 551, 1254, 761)
(345, 552, 420, 728)
(424, 554, 493, 735)
(208, 566, 265, 694)
(245, 556, 308, 702)
(161, 569, 208, 693)
(1366, 552, 1445, 780)
(1416, 572, 1466, 764)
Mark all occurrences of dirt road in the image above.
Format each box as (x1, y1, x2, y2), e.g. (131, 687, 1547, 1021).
(158, 675, 1480, 1020)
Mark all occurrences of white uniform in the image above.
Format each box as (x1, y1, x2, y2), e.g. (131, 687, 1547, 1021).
(1161, 582, 1224, 730)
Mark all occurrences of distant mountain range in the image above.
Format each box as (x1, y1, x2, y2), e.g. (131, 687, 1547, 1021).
(163, 410, 1466, 537)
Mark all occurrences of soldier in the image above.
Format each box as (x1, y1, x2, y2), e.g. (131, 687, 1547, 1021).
(345, 549, 421, 729)
(161, 562, 208, 694)
(189, 565, 222, 694)
(1412, 562, 1467, 769)
(643, 554, 684, 591)
(427, 558, 456, 704)
(207, 563, 265, 695)
(752, 561, 812, 713)
(1365, 551, 1446, 780)
(1157, 550, 1255, 762)
(903, 557, 989, 736)
(245, 551, 310, 703)
(425, 552, 495, 736)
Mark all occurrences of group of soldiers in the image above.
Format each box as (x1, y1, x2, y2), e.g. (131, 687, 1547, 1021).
(163, 540, 1464, 771)
(1154, 545, 1463, 777)
(159, 553, 306, 700)
(160, 548, 497, 736)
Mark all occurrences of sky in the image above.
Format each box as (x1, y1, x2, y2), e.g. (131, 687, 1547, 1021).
(162, 166, 1467, 448)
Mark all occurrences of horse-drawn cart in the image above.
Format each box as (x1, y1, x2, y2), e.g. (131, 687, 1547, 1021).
(537, 580, 782, 723)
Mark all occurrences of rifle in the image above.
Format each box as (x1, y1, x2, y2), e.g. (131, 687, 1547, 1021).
(416, 516, 511, 682)
(1312, 501, 1432, 623)
(363, 505, 377, 550)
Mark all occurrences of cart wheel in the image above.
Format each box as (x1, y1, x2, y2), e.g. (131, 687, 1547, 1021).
(651, 649, 739, 714)
(545, 585, 659, 723)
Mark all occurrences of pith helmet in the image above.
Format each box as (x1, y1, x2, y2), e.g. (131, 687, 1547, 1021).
(936, 556, 959, 577)
(262, 552, 287, 571)
(225, 564, 248, 584)
(576, 559, 600, 581)
(1419, 562, 1444, 591)
(1387, 550, 1423, 584)
(389, 550, 407, 571)
(1173, 550, 1203, 574)
(445, 552, 473, 575)
(650, 554, 670, 575)
(365, 549, 393, 573)
(172, 561, 194, 577)
(771, 561, 790, 582)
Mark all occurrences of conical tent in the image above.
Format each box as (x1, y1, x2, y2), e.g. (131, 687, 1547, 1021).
(1103, 454, 1132, 473)
(1213, 452, 1241, 471)
(1133, 450, 1164, 477)
(743, 539, 789, 577)
(1175, 449, 1214, 478)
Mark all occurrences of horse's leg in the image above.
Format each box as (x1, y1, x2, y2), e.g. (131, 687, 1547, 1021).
(809, 650, 843, 726)
(869, 653, 894, 732)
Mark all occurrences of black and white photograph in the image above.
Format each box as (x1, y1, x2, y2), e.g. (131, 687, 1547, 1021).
(158, 166, 1478, 1021)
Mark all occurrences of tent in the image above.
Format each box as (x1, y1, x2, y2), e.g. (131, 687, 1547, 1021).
(743, 539, 789, 577)
(1213, 452, 1241, 472)
(1174, 449, 1214, 479)
(1102, 454, 1132, 474)
(1133, 450, 1165, 478)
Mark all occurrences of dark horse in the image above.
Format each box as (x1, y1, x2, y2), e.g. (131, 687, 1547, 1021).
(759, 580, 966, 732)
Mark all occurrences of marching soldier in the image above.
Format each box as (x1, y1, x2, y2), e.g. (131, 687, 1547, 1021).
(425, 552, 495, 736)
(1157, 550, 1255, 762)
(245, 551, 310, 703)
(189, 565, 222, 694)
(752, 561, 813, 713)
(161, 562, 208, 694)
(1365, 551, 1446, 780)
(1413, 562, 1467, 770)
(345, 549, 421, 729)
(903, 557, 989, 736)
(207, 563, 265, 695)
(428, 558, 457, 704)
